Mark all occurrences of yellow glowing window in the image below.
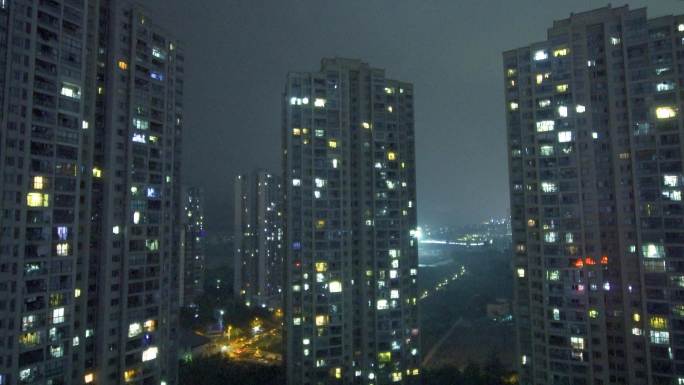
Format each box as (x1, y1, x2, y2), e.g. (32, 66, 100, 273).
(392, 372, 402, 381)
(650, 316, 668, 330)
(124, 369, 137, 382)
(536, 74, 543, 85)
(328, 140, 337, 149)
(27, 193, 49, 207)
(556, 84, 568, 93)
(292, 128, 301, 136)
(315, 315, 329, 326)
(656, 106, 677, 119)
(315, 262, 328, 272)
(92, 167, 103, 178)
(74, 288, 81, 298)
(33, 176, 45, 190)
(633, 313, 641, 322)
(506, 68, 516, 77)
(553, 48, 569, 57)
(387, 151, 397, 161)
(144, 319, 156, 332)
(118, 60, 128, 70)
(84, 373, 94, 384)
(588, 309, 598, 319)
(378, 351, 392, 363)
(384, 87, 394, 94)
(316, 219, 326, 229)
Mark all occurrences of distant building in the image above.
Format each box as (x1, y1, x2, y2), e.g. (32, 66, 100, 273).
(504, 5, 684, 384)
(181, 187, 206, 306)
(233, 170, 284, 309)
(283, 58, 420, 385)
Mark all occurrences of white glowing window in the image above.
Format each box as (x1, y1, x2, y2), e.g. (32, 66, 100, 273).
(610, 37, 621, 45)
(533, 50, 548, 61)
(133, 211, 141, 224)
(663, 190, 682, 201)
(128, 323, 142, 338)
(292, 179, 301, 187)
(656, 106, 677, 119)
(314, 178, 325, 188)
(538, 99, 551, 108)
(52, 308, 65, 324)
(142, 346, 158, 362)
(552, 308, 560, 321)
(557, 106, 568, 117)
(377, 299, 389, 310)
(558, 131, 573, 143)
(390, 289, 399, 299)
(60, 82, 81, 99)
(510, 102, 519, 111)
(56, 243, 69, 256)
(540, 145, 554, 156)
(536, 120, 555, 132)
(679, 24, 684, 32)
(329, 281, 342, 293)
(575, 105, 586, 113)
(544, 232, 558, 243)
(656, 82, 675, 92)
(665, 175, 680, 187)
(643, 243, 665, 259)
(132, 118, 149, 130)
(570, 336, 584, 350)
(541, 182, 557, 193)
(132, 133, 146, 143)
(314, 98, 326, 107)
(650, 331, 670, 344)
(516, 268, 525, 278)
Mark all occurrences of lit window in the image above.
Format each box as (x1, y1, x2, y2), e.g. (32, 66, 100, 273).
(387, 151, 397, 161)
(538, 99, 551, 108)
(679, 24, 684, 32)
(92, 168, 103, 178)
(570, 336, 584, 350)
(535, 74, 544, 85)
(516, 268, 525, 278)
(387, 105, 393, 113)
(133, 118, 149, 130)
(328, 140, 337, 149)
(315, 315, 329, 326)
(362, 122, 371, 129)
(384, 87, 394, 94)
(643, 243, 665, 259)
(133, 211, 141, 224)
(144, 319, 156, 332)
(656, 106, 677, 119)
(74, 288, 81, 298)
(533, 50, 548, 61)
(558, 106, 568, 117)
(128, 322, 142, 338)
(85, 373, 94, 384)
(33, 176, 45, 190)
(632, 327, 642, 336)
(52, 307, 65, 324)
(82, 120, 89, 129)
(540, 145, 554, 156)
(650, 316, 668, 330)
(588, 309, 598, 319)
(152, 47, 166, 59)
(556, 84, 568, 93)
(536, 120, 555, 132)
(610, 37, 621, 45)
(56, 243, 69, 256)
(118, 60, 128, 70)
(575, 105, 586, 113)
(558, 131, 573, 143)
(541, 182, 557, 193)
(292, 179, 301, 187)
(142, 346, 158, 362)
(553, 48, 569, 57)
(509, 101, 519, 111)
(506, 68, 516, 77)
(377, 299, 389, 310)
(113, 226, 120, 235)
(329, 281, 342, 293)
(656, 82, 675, 92)
(315, 262, 328, 272)
(60, 82, 81, 99)
(26, 193, 49, 207)
(650, 330, 670, 344)
(314, 98, 326, 107)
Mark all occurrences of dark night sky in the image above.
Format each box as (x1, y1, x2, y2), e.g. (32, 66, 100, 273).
(145, 0, 680, 233)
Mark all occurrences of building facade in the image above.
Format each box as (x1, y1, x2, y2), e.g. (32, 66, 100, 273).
(504, 6, 684, 385)
(180, 186, 205, 307)
(283, 58, 420, 385)
(90, 1, 184, 384)
(233, 170, 283, 309)
(0, 1, 184, 384)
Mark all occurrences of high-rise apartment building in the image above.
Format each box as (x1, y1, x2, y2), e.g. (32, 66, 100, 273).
(282, 58, 420, 385)
(180, 186, 205, 306)
(233, 170, 283, 309)
(90, 1, 184, 384)
(0, 1, 93, 384)
(0, 1, 184, 384)
(504, 6, 684, 385)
